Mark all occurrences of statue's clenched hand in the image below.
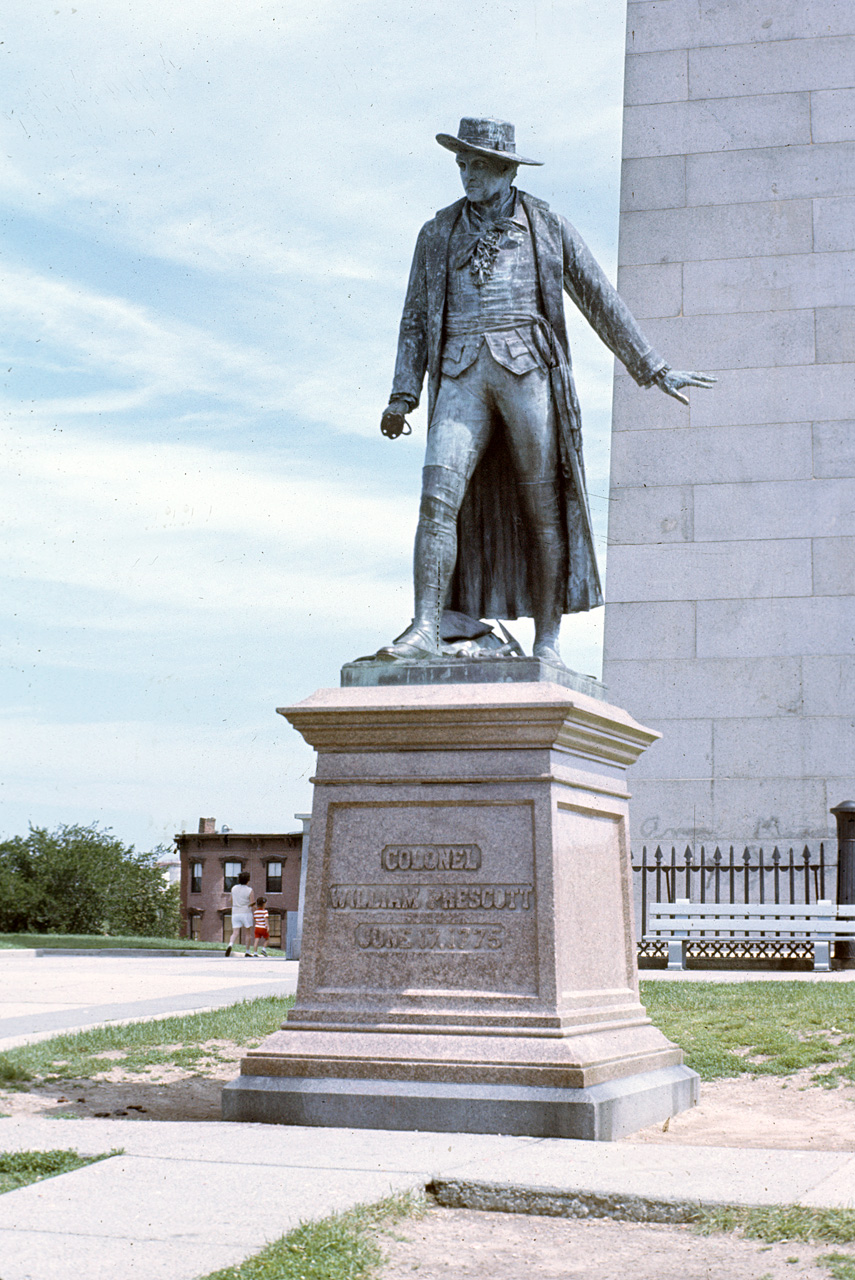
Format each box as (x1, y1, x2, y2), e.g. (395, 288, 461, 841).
(380, 398, 413, 439)
(656, 369, 717, 406)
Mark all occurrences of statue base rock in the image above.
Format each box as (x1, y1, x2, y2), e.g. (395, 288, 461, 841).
(222, 678, 698, 1139)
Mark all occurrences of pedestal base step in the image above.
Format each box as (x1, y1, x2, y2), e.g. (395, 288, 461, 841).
(221, 1065, 698, 1141)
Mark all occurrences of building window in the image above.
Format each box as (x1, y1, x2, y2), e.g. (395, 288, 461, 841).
(269, 912, 282, 948)
(190, 861, 203, 894)
(222, 911, 232, 942)
(188, 914, 201, 940)
(266, 861, 283, 893)
(223, 861, 243, 892)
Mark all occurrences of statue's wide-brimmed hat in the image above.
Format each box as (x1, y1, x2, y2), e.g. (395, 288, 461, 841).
(436, 117, 542, 166)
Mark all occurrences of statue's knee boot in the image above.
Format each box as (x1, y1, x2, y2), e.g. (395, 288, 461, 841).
(411, 465, 467, 648)
(518, 481, 566, 658)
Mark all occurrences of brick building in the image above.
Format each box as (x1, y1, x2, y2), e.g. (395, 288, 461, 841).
(176, 818, 302, 953)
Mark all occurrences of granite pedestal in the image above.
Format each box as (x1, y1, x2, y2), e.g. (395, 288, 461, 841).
(223, 675, 698, 1139)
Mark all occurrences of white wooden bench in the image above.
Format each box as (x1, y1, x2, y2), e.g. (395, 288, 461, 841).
(834, 904, 855, 953)
(644, 900, 836, 972)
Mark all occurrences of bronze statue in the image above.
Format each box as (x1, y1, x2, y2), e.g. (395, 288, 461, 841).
(379, 118, 714, 666)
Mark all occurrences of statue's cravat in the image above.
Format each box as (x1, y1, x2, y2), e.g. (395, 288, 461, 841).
(453, 190, 521, 285)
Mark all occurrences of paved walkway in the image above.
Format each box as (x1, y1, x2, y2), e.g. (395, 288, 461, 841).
(0, 951, 299, 1049)
(0, 1116, 853, 1280)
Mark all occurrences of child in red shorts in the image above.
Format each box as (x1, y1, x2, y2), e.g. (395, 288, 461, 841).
(251, 897, 270, 957)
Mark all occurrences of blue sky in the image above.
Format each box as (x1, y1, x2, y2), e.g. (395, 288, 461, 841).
(1, 0, 629, 850)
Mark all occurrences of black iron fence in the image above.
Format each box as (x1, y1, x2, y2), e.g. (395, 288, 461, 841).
(632, 843, 831, 943)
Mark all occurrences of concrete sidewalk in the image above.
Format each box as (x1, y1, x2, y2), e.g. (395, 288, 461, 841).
(0, 1116, 853, 1280)
(0, 952, 299, 1050)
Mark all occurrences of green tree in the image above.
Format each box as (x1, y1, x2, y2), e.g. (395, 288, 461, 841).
(0, 823, 180, 937)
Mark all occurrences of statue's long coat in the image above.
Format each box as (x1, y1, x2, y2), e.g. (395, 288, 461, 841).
(391, 190, 666, 621)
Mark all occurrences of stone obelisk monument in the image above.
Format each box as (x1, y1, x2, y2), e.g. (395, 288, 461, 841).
(604, 0, 855, 846)
(224, 114, 707, 1138)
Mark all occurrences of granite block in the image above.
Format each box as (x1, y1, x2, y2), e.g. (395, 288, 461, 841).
(624, 50, 688, 105)
(625, 0, 711, 54)
(695, 0, 855, 46)
(609, 778, 716, 845)
(803, 656, 855, 715)
(601, 601, 696, 661)
(696, 597, 855, 658)
(816, 308, 855, 364)
(620, 156, 686, 211)
(630, 0, 855, 52)
(610, 373, 693, 432)
(689, 38, 855, 100)
(624, 718, 714, 780)
(623, 94, 811, 159)
(813, 197, 855, 252)
(708, 777, 834, 844)
(609, 424, 813, 487)
(641, 310, 815, 369)
(600, 657, 803, 720)
(683, 251, 853, 315)
(689, 364, 855, 428)
(811, 89, 855, 144)
(222, 1067, 699, 1141)
(615, 263, 683, 318)
(694, 477, 855, 541)
(618, 200, 812, 267)
(607, 483, 693, 545)
(605, 539, 812, 603)
(624, 768, 829, 839)
(713, 715, 855, 780)
(813, 537, 855, 595)
(813, 422, 855, 479)
(687, 143, 855, 208)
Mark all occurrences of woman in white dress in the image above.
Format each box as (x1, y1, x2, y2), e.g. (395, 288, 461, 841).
(225, 870, 255, 957)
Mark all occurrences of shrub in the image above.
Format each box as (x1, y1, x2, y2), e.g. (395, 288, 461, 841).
(0, 823, 180, 937)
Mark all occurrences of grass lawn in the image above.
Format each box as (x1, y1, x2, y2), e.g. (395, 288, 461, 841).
(197, 1191, 424, 1280)
(0, 995, 294, 1087)
(0, 1148, 119, 1194)
(698, 1204, 855, 1243)
(0, 932, 230, 950)
(641, 979, 855, 1084)
(696, 1205, 855, 1277)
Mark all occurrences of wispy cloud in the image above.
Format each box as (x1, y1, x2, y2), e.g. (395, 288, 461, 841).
(1, 417, 415, 621)
(0, 264, 286, 405)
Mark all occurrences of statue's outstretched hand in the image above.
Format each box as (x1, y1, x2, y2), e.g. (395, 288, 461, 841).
(657, 369, 717, 406)
(380, 398, 413, 439)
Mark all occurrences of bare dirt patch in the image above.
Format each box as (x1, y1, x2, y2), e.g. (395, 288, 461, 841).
(628, 1069, 855, 1150)
(378, 1208, 846, 1280)
(0, 1048, 240, 1121)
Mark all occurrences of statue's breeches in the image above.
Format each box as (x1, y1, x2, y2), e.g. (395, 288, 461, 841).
(424, 343, 557, 487)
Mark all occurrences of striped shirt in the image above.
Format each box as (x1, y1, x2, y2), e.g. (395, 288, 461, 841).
(253, 908, 269, 931)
